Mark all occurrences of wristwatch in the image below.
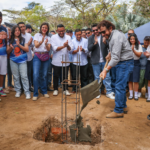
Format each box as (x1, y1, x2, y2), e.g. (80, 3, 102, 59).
(105, 68, 109, 72)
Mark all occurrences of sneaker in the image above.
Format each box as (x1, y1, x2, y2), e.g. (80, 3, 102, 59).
(106, 92, 115, 100)
(134, 97, 139, 101)
(44, 94, 49, 98)
(15, 92, 21, 98)
(3, 89, 10, 94)
(0, 89, 7, 97)
(128, 96, 133, 100)
(146, 97, 150, 102)
(53, 90, 58, 96)
(96, 95, 100, 99)
(26, 94, 31, 99)
(63, 90, 71, 96)
(32, 97, 38, 101)
(145, 93, 148, 99)
(138, 92, 142, 98)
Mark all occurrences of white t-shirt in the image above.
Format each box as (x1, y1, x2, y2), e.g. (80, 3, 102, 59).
(132, 45, 143, 60)
(97, 35, 104, 63)
(146, 45, 150, 61)
(34, 33, 51, 52)
(51, 34, 73, 67)
(22, 32, 33, 61)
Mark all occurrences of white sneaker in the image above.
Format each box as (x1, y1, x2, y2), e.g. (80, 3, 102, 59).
(96, 95, 101, 99)
(63, 90, 71, 96)
(32, 97, 38, 101)
(44, 94, 49, 98)
(15, 92, 21, 98)
(26, 94, 31, 99)
(111, 92, 115, 95)
(106, 92, 115, 100)
(145, 93, 148, 99)
(147, 97, 150, 102)
(138, 92, 142, 98)
(53, 90, 58, 96)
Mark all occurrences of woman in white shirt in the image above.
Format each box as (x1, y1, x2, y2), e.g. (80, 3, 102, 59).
(128, 33, 143, 100)
(33, 22, 51, 101)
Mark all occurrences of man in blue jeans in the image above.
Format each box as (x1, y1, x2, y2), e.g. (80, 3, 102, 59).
(88, 24, 115, 99)
(99, 20, 134, 118)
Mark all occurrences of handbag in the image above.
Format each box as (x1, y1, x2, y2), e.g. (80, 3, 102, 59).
(35, 52, 49, 61)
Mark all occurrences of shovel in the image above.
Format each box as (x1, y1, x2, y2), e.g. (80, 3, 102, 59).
(79, 59, 109, 115)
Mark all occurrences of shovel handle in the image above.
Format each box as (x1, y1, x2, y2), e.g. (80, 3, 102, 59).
(103, 59, 109, 71)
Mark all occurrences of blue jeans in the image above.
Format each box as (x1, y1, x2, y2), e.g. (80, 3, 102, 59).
(47, 58, 52, 86)
(33, 55, 49, 97)
(92, 62, 112, 95)
(110, 67, 116, 93)
(27, 60, 33, 88)
(10, 60, 30, 95)
(114, 59, 134, 113)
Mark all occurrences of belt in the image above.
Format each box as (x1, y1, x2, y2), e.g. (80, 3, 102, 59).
(35, 52, 49, 54)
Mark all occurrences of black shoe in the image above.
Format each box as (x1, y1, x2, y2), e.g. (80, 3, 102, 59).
(29, 87, 34, 92)
(47, 86, 54, 91)
(134, 97, 139, 101)
(128, 96, 133, 100)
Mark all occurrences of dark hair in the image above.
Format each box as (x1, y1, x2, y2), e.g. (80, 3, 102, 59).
(57, 24, 65, 28)
(81, 29, 86, 31)
(91, 24, 98, 28)
(50, 30, 56, 33)
(86, 28, 92, 32)
(75, 29, 81, 34)
(98, 20, 115, 30)
(128, 33, 139, 50)
(39, 22, 50, 36)
(17, 22, 25, 26)
(10, 25, 23, 44)
(0, 12, 2, 17)
(144, 36, 150, 41)
(66, 29, 73, 33)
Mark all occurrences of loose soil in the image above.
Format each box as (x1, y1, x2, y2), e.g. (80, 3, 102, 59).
(0, 87, 150, 150)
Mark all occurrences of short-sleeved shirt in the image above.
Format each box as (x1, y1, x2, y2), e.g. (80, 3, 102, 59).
(34, 33, 51, 52)
(10, 38, 28, 63)
(133, 45, 143, 60)
(0, 25, 7, 56)
(22, 32, 33, 61)
(51, 34, 74, 67)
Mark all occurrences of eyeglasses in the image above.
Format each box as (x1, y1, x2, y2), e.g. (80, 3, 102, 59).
(86, 32, 91, 35)
(92, 29, 98, 32)
(99, 30, 106, 34)
(58, 30, 65, 33)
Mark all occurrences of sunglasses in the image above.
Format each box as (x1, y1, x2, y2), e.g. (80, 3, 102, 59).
(99, 30, 106, 34)
(86, 32, 91, 35)
(92, 29, 98, 32)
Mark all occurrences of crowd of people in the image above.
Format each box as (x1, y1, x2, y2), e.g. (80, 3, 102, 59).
(0, 11, 150, 108)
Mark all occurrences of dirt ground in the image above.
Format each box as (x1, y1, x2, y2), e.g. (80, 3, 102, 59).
(0, 87, 150, 150)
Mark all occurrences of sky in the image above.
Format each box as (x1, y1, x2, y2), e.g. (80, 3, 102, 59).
(1, 0, 135, 24)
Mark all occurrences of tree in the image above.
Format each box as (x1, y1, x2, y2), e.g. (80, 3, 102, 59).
(3, 3, 50, 33)
(106, 3, 149, 33)
(134, 0, 150, 18)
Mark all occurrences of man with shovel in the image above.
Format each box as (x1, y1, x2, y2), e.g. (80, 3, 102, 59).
(99, 20, 134, 118)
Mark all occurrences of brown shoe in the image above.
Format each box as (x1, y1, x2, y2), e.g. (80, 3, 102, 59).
(106, 112, 124, 118)
(110, 108, 128, 114)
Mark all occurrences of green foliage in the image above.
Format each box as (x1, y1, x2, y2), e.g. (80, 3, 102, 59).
(106, 3, 150, 33)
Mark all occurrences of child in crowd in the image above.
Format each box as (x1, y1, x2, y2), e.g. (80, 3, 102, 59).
(138, 36, 149, 98)
(128, 33, 143, 100)
(7, 25, 31, 99)
(144, 39, 150, 102)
